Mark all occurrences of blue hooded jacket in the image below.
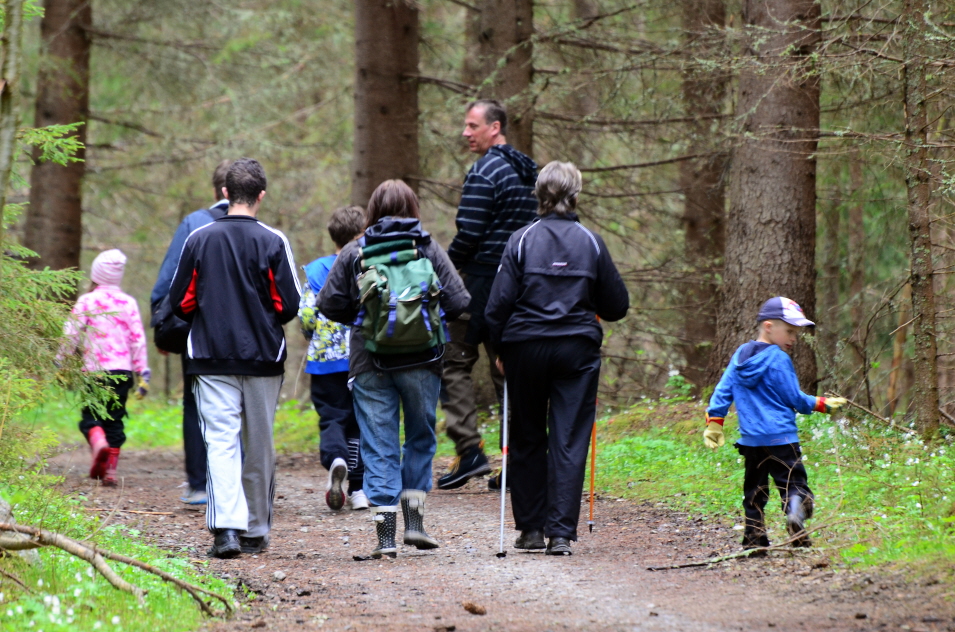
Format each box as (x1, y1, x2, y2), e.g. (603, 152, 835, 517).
(706, 342, 823, 446)
(299, 255, 350, 375)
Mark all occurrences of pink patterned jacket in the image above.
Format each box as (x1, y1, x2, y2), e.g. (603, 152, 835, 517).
(62, 285, 149, 374)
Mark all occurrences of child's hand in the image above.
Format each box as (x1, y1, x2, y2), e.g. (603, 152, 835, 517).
(703, 416, 725, 450)
(825, 397, 848, 413)
(134, 370, 150, 400)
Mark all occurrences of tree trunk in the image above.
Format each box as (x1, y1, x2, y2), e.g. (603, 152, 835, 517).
(23, 0, 91, 271)
(819, 196, 840, 385)
(717, 0, 821, 390)
(352, 0, 419, 207)
(0, 0, 24, 239)
(901, 0, 939, 436)
(886, 284, 912, 418)
(679, 0, 726, 388)
(475, 0, 534, 157)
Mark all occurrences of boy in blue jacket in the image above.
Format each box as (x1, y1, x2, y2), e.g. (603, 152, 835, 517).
(704, 297, 846, 550)
(299, 206, 368, 511)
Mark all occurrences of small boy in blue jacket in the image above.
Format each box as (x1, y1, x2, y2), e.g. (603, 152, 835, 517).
(704, 297, 847, 550)
(299, 206, 368, 511)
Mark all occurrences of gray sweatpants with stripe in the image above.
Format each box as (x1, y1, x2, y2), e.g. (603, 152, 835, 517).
(194, 374, 283, 537)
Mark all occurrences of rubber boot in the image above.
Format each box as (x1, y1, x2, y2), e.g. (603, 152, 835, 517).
(401, 490, 439, 550)
(786, 495, 813, 547)
(370, 506, 397, 559)
(87, 426, 110, 480)
(102, 448, 121, 488)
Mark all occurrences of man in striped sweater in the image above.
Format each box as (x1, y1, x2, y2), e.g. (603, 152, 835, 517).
(437, 99, 538, 490)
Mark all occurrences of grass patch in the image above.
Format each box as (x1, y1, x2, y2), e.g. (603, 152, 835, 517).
(594, 397, 955, 567)
(1, 423, 233, 632)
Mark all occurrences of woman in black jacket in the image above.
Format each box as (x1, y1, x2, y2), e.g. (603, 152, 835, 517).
(485, 161, 629, 556)
(318, 180, 470, 559)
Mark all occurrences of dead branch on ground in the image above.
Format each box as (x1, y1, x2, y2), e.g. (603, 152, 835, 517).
(0, 522, 232, 616)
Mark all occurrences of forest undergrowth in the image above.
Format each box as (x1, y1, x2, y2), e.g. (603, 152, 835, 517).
(24, 380, 955, 576)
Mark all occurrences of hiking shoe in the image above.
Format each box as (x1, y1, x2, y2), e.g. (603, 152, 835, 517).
(325, 457, 348, 511)
(741, 531, 770, 556)
(180, 487, 208, 505)
(349, 489, 370, 510)
(786, 496, 813, 548)
(488, 469, 510, 492)
(208, 529, 241, 559)
(239, 534, 269, 554)
(437, 442, 491, 490)
(514, 529, 545, 550)
(545, 537, 572, 556)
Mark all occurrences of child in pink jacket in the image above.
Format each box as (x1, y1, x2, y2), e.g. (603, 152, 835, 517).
(62, 249, 150, 486)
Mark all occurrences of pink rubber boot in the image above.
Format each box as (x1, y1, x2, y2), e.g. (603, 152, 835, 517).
(102, 448, 120, 487)
(87, 427, 109, 480)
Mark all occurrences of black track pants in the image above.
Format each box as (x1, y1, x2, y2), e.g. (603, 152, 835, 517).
(79, 370, 132, 448)
(736, 442, 813, 534)
(310, 372, 364, 485)
(501, 336, 600, 541)
(182, 355, 208, 491)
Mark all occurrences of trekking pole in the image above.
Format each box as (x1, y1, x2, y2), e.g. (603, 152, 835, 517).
(496, 382, 509, 558)
(588, 408, 597, 533)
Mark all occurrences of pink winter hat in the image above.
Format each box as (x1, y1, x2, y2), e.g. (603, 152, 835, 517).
(90, 249, 127, 286)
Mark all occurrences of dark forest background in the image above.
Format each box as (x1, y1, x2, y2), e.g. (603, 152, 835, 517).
(10, 0, 955, 434)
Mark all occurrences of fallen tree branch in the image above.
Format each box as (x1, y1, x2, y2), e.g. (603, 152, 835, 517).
(92, 547, 233, 616)
(86, 509, 175, 516)
(0, 523, 231, 615)
(0, 523, 144, 603)
(0, 567, 30, 591)
(647, 519, 856, 571)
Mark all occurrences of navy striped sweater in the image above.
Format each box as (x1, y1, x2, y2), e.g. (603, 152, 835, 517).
(447, 144, 538, 274)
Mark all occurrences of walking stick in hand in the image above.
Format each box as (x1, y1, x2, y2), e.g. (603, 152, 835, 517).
(497, 382, 509, 558)
(588, 405, 597, 533)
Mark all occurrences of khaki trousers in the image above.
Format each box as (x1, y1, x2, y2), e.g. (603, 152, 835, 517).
(441, 317, 504, 455)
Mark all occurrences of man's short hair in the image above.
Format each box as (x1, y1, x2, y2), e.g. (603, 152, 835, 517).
(467, 99, 507, 137)
(212, 159, 233, 200)
(225, 158, 267, 206)
(328, 205, 365, 248)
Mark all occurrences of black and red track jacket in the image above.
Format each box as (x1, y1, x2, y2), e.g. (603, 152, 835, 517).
(168, 214, 302, 376)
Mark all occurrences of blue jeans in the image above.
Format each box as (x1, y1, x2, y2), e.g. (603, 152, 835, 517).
(352, 368, 441, 507)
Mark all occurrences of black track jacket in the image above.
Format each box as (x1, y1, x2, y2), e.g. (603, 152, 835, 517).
(168, 214, 301, 376)
(485, 213, 629, 346)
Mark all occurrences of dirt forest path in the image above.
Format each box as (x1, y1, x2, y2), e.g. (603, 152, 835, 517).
(49, 447, 955, 632)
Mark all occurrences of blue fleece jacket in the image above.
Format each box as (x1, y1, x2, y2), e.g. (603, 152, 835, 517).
(706, 342, 823, 446)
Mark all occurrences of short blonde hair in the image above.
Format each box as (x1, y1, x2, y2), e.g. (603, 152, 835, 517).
(535, 161, 582, 217)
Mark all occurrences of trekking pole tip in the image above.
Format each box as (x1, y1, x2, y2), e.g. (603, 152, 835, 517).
(496, 551, 507, 558)
(588, 521, 594, 533)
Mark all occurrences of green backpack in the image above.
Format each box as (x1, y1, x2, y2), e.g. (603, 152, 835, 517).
(355, 239, 448, 357)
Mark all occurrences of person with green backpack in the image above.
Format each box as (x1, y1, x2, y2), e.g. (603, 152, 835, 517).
(317, 180, 470, 559)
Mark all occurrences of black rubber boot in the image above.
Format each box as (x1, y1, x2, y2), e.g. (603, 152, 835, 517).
(786, 495, 813, 547)
(741, 529, 770, 556)
(401, 490, 439, 549)
(371, 506, 398, 559)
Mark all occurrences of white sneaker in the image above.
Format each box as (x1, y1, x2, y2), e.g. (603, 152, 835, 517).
(348, 489, 369, 510)
(325, 458, 348, 511)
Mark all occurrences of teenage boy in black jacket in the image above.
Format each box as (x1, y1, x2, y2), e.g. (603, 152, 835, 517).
(169, 158, 301, 558)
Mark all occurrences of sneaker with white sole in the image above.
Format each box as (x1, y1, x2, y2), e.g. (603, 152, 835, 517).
(180, 487, 208, 505)
(349, 489, 370, 510)
(325, 457, 348, 511)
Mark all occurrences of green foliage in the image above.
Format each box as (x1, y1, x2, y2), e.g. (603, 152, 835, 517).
(596, 403, 955, 566)
(20, 122, 85, 168)
(2, 448, 232, 632)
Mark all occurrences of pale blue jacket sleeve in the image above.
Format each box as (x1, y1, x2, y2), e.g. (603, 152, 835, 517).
(706, 358, 736, 419)
(771, 352, 818, 414)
